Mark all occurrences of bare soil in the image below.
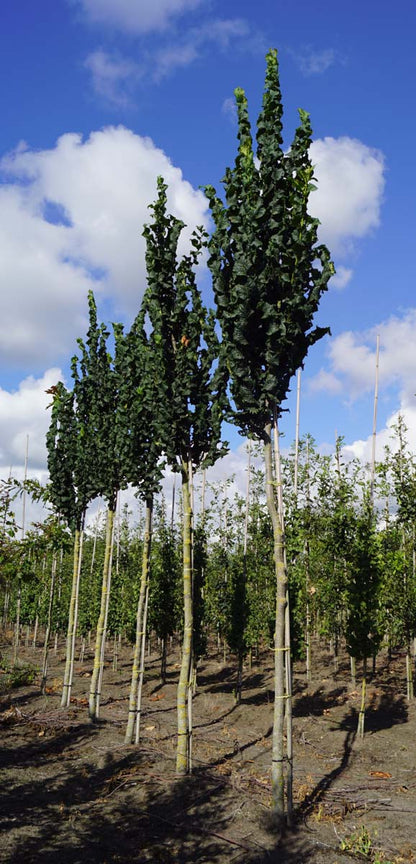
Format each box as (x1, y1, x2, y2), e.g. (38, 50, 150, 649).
(1, 637, 416, 864)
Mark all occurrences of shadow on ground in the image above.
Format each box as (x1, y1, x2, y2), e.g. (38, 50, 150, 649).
(1, 721, 326, 864)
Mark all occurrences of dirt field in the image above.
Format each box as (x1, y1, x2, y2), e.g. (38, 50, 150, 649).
(1, 637, 416, 864)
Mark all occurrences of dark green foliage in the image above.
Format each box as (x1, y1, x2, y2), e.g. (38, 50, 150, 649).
(192, 524, 208, 660)
(71, 292, 122, 510)
(205, 49, 334, 439)
(143, 177, 228, 472)
(148, 501, 180, 645)
(115, 316, 164, 501)
(344, 500, 383, 661)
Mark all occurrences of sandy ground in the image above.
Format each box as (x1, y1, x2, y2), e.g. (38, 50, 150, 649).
(1, 636, 416, 863)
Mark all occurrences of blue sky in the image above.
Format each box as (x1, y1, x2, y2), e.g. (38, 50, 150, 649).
(1, 0, 415, 480)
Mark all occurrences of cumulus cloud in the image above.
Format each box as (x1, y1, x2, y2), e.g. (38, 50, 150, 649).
(0, 127, 208, 370)
(72, 0, 204, 35)
(151, 18, 251, 81)
(0, 368, 63, 472)
(330, 265, 353, 291)
(222, 96, 238, 124)
(344, 404, 416, 467)
(310, 309, 416, 405)
(292, 47, 338, 76)
(84, 50, 143, 106)
(309, 136, 385, 257)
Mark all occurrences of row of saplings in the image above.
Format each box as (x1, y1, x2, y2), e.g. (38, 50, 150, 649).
(4, 421, 416, 749)
(2, 49, 416, 830)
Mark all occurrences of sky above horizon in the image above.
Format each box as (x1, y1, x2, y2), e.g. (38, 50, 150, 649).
(1, 0, 416, 498)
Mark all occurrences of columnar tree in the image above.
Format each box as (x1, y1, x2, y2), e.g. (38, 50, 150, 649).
(143, 178, 228, 774)
(71, 295, 125, 721)
(118, 312, 165, 744)
(205, 49, 333, 827)
(46, 381, 92, 707)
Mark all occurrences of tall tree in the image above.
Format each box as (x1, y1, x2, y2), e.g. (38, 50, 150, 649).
(46, 381, 92, 708)
(143, 177, 228, 774)
(205, 49, 333, 827)
(118, 312, 165, 744)
(72, 295, 124, 722)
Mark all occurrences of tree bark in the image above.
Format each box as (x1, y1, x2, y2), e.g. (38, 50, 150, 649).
(89, 506, 115, 720)
(176, 458, 193, 775)
(61, 527, 83, 708)
(264, 420, 287, 829)
(40, 552, 57, 694)
(125, 497, 153, 744)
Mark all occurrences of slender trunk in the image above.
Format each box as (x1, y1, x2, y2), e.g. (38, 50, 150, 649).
(264, 420, 287, 829)
(125, 497, 153, 744)
(358, 656, 367, 737)
(161, 637, 167, 683)
(79, 636, 85, 664)
(2, 583, 10, 628)
(89, 506, 116, 721)
(406, 642, 414, 700)
(274, 415, 293, 828)
(14, 435, 29, 666)
(61, 526, 84, 708)
(187, 654, 193, 773)
(235, 652, 243, 705)
(40, 552, 57, 694)
(135, 581, 150, 744)
(176, 458, 193, 776)
(32, 615, 39, 648)
(12, 582, 21, 665)
(350, 655, 356, 689)
(305, 598, 311, 685)
(112, 634, 119, 671)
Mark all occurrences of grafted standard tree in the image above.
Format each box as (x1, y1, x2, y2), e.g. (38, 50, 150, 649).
(118, 313, 165, 744)
(71, 294, 125, 722)
(205, 49, 333, 827)
(46, 381, 92, 708)
(143, 178, 228, 774)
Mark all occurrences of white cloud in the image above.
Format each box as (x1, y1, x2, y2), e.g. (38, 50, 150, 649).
(73, 0, 204, 35)
(0, 127, 208, 369)
(310, 309, 416, 404)
(84, 50, 143, 106)
(222, 96, 238, 124)
(309, 369, 343, 396)
(344, 404, 416, 467)
(294, 47, 338, 76)
(330, 265, 353, 291)
(309, 136, 385, 257)
(0, 368, 63, 471)
(153, 18, 251, 80)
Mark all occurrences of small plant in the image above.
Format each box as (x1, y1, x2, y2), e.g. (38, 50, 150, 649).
(339, 826, 396, 864)
(2, 662, 37, 689)
(340, 825, 372, 856)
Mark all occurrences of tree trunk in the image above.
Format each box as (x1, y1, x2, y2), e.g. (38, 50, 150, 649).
(32, 615, 39, 648)
(61, 527, 83, 708)
(264, 420, 287, 830)
(161, 637, 167, 683)
(358, 656, 367, 737)
(406, 642, 414, 700)
(350, 655, 356, 689)
(89, 506, 115, 720)
(125, 497, 153, 744)
(12, 580, 21, 665)
(176, 458, 193, 775)
(135, 581, 150, 744)
(40, 552, 57, 694)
